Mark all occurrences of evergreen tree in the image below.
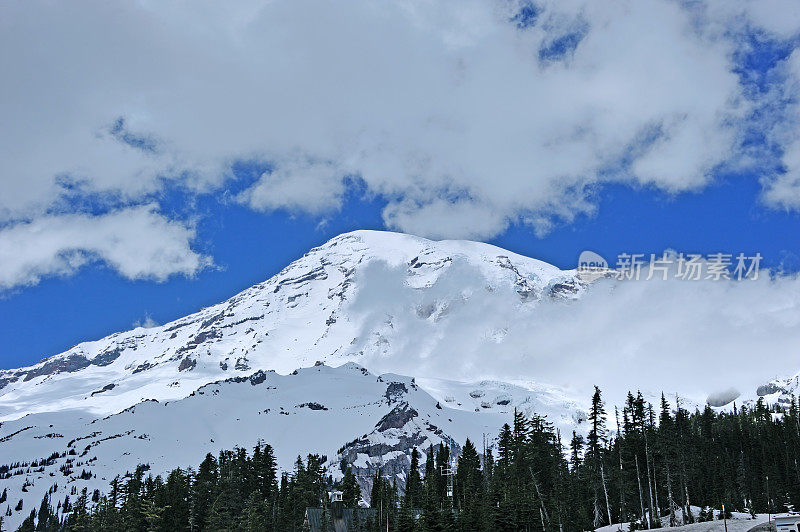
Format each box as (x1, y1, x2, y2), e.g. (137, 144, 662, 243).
(17, 512, 34, 532)
(455, 438, 484, 530)
(342, 466, 361, 508)
(241, 490, 269, 532)
(29, 384, 800, 532)
(406, 447, 424, 509)
(190, 453, 217, 530)
(588, 385, 608, 528)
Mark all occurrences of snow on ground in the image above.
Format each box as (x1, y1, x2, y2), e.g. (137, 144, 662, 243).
(417, 375, 588, 440)
(596, 522, 767, 532)
(0, 362, 548, 531)
(595, 511, 770, 532)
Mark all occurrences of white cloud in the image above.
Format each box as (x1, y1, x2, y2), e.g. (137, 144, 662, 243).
(347, 258, 800, 408)
(0, 206, 211, 289)
(705, 0, 800, 40)
(2, 0, 794, 242)
(238, 159, 345, 215)
(382, 198, 510, 240)
(133, 313, 159, 329)
(764, 138, 800, 208)
(761, 49, 800, 210)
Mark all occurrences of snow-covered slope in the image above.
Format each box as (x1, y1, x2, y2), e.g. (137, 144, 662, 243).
(0, 230, 594, 529)
(0, 230, 584, 422)
(0, 362, 584, 530)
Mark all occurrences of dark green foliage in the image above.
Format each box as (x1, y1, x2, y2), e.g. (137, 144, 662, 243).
(369, 469, 398, 531)
(576, 390, 800, 529)
(341, 467, 361, 509)
(50, 443, 289, 531)
(405, 448, 423, 510)
(21, 388, 800, 531)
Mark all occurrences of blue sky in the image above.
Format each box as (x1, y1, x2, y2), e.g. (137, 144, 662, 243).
(1, 0, 800, 369)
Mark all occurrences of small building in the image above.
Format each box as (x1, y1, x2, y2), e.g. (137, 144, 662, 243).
(775, 513, 800, 532)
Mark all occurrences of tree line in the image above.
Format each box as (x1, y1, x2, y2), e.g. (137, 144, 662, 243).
(6, 387, 800, 531)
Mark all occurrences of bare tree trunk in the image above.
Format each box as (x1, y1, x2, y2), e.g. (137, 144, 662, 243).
(653, 456, 661, 523)
(594, 493, 603, 529)
(676, 394, 692, 524)
(616, 407, 626, 526)
(618, 446, 626, 524)
(601, 462, 612, 526)
(530, 469, 550, 524)
(684, 481, 692, 524)
(665, 461, 677, 527)
(645, 436, 656, 527)
(636, 455, 648, 529)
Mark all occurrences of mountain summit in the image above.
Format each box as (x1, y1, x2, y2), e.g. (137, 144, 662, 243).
(0, 231, 592, 530)
(0, 230, 584, 422)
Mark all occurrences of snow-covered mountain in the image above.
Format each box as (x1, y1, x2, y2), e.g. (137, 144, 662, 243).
(0, 230, 592, 529)
(0, 230, 585, 422)
(1, 229, 796, 529)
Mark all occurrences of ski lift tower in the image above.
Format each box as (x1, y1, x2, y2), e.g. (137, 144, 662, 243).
(441, 457, 456, 499)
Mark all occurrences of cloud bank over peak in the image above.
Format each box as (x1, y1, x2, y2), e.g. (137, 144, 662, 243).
(347, 257, 800, 407)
